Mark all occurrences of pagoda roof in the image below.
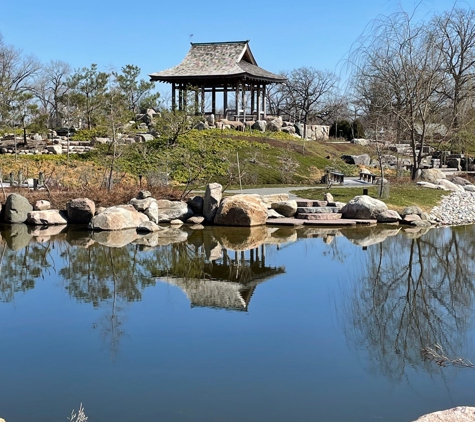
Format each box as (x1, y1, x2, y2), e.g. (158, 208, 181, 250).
(149, 40, 286, 84)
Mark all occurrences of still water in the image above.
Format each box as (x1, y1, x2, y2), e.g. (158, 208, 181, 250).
(0, 223, 474, 422)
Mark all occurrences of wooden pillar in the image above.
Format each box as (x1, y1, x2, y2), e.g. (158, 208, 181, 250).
(212, 87, 216, 115)
(256, 85, 261, 121)
(251, 85, 255, 116)
(263, 84, 267, 118)
(241, 85, 245, 114)
(172, 83, 176, 111)
(178, 86, 183, 111)
(235, 82, 239, 119)
(183, 86, 188, 110)
(201, 87, 205, 114)
(223, 84, 228, 118)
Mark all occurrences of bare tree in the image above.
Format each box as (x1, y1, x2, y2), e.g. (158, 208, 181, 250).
(431, 7, 475, 133)
(33, 60, 72, 128)
(350, 9, 446, 179)
(0, 33, 40, 126)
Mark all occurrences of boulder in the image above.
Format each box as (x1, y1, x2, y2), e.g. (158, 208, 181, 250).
(412, 406, 475, 422)
(4, 193, 33, 223)
(340, 195, 388, 219)
(266, 117, 283, 132)
(67, 198, 95, 224)
(136, 221, 162, 233)
(261, 193, 290, 206)
(402, 214, 422, 224)
(464, 185, 475, 192)
(33, 200, 51, 211)
(341, 154, 371, 166)
(401, 206, 423, 218)
(88, 206, 149, 230)
(26, 210, 68, 225)
(153, 200, 193, 223)
(267, 209, 285, 218)
(134, 133, 154, 142)
(206, 114, 215, 127)
(271, 200, 298, 217)
(203, 183, 222, 223)
(377, 210, 401, 223)
(187, 195, 204, 214)
(137, 190, 152, 199)
(251, 120, 267, 132)
(420, 168, 446, 183)
(436, 179, 464, 192)
(324, 192, 334, 203)
(417, 181, 446, 190)
(450, 176, 472, 186)
(214, 194, 268, 227)
(129, 197, 157, 212)
(281, 126, 296, 135)
(186, 215, 205, 225)
(352, 138, 369, 146)
(47, 145, 62, 154)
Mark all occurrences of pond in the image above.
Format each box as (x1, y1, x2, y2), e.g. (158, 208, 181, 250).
(0, 223, 474, 422)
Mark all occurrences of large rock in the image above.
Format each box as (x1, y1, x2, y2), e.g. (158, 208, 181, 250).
(412, 406, 475, 422)
(340, 195, 388, 219)
(420, 168, 446, 183)
(271, 200, 298, 217)
(129, 197, 157, 212)
(67, 198, 95, 224)
(203, 183, 223, 223)
(214, 194, 268, 226)
(26, 210, 68, 225)
(153, 200, 193, 223)
(89, 205, 149, 230)
(401, 206, 423, 218)
(261, 193, 290, 206)
(187, 196, 204, 214)
(436, 179, 464, 192)
(266, 117, 283, 132)
(33, 200, 51, 211)
(377, 210, 401, 223)
(4, 193, 33, 223)
(341, 154, 371, 166)
(252, 120, 267, 132)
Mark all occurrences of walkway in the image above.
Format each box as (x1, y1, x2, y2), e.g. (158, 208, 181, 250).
(225, 177, 374, 198)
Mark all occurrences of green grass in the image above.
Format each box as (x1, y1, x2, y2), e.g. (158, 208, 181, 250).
(291, 182, 449, 212)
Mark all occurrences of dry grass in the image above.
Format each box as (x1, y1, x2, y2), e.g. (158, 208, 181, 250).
(1, 184, 182, 210)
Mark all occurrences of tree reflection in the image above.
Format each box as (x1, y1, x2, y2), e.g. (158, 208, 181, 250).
(343, 227, 475, 380)
(0, 228, 54, 302)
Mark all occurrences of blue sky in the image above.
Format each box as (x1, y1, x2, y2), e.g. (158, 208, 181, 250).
(0, 0, 465, 94)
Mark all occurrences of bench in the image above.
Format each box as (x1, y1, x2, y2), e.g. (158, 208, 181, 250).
(359, 172, 377, 183)
(329, 172, 345, 184)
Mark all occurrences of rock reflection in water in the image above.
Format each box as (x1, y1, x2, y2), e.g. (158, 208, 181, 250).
(341, 226, 475, 380)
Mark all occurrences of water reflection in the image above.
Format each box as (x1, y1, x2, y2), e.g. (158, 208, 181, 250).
(0, 222, 469, 369)
(342, 226, 475, 380)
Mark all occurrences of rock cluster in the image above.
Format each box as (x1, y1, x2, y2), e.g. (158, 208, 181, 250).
(198, 114, 330, 140)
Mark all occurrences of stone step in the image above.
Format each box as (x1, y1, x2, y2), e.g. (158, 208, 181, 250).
(297, 207, 340, 214)
(297, 213, 343, 220)
(296, 200, 328, 207)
